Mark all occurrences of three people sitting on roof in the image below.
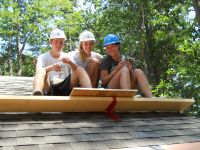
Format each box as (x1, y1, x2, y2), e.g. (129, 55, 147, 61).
(33, 29, 153, 97)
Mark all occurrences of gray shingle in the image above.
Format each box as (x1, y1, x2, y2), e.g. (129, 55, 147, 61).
(103, 139, 132, 149)
(154, 130, 175, 137)
(112, 126, 133, 132)
(70, 141, 109, 150)
(16, 129, 52, 137)
(17, 124, 31, 130)
(42, 123, 65, 129)
(191, 128, 200, 133)
(100, 133, 133, 140)
(51, 128, 83, 135)
(130, 126, 154, 132)
(0, 131, 17, 138)
(15, 145, 40, 150)
(158, 136, 186, 145)
(129, 131, 161, 138)
(0, 124, 18, 131)
(31, 137, 46, 145)
(81, 127, 117, 134)
(133, 138, 165, 147)
(180, 135, 200, 143)
(193, 123, 200, 128)
(2, 147, 15, 150)
(39, 143, 73, 150)
(0, 138, 17, 146)
(44, 135, 76, 144)
(169, 129, 199, 136)
(17, 137, 35, 146)
(150, 145, 165, 150)
(62, 123, 81, 128)
(74, 133, 104, 142)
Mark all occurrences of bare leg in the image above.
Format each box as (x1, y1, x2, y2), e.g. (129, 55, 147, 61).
(33, 68, 50, 95)
(108, 66, 131, 89)
(70, 66, 92, 88)
(131, 69, 153, 98)
(87, 58, 101, 88)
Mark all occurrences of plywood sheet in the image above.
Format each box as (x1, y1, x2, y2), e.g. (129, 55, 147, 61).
(70, 88, 137, 97)
(0, 95, 194, 112)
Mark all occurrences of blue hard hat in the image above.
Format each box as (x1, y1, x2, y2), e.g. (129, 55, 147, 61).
(103, 34, 121, 47)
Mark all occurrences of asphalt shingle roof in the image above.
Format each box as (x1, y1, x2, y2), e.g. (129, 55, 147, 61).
(0, 76, 200, 150)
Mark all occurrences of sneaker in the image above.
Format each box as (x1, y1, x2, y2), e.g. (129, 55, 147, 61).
(32, 90, 43, 96)
(134, 94, 142, 98)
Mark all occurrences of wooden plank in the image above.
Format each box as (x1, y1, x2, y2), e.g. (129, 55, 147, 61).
(0, 95, 194, 112)
(0, 95, 113, 112)
(116, 97, 194, 112)
(70, 88, 137, 97)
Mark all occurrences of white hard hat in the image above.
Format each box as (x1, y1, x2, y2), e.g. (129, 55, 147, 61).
(49, 28, 66, 40)
(79, 30, 95, 42)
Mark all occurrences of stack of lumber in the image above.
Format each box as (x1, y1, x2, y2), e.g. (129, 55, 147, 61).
(0, 88, 194, 112)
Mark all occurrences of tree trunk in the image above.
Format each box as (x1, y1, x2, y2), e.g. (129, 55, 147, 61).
(16, 30, 22, 76)
(192, 0, 200, 25)
(139, 4, 148, 77)
(145, 22, 153, 81)
(7, 37, 13, 76)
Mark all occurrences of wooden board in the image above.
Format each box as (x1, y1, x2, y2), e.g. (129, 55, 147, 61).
(116, 97, 194, 112)
(0, 95, 194, 112)
(70, 88, 137, 97)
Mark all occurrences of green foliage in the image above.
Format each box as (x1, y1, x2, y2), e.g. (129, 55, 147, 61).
(153, 38, 200, 116)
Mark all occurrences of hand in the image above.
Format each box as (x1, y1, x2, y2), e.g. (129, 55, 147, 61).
(120, 60, 133, 71)
(128, 57, 135, 64)
(117, 61, 124, 70)
(61, 57, 77, 71)
(61, 57, 72, 64)
(51, 63, 62, 72)
(125, 61, 133, 71)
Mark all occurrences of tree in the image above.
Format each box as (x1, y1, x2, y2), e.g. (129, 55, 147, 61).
(192, 0, 200, 25)
(0, 0, 83, 76)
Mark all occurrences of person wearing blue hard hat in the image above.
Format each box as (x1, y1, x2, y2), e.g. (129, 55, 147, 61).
(100, 34, 153, 98)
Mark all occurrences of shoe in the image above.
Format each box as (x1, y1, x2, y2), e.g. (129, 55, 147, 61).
(32, 90, 43, 96)
(134, 94, 142, 98)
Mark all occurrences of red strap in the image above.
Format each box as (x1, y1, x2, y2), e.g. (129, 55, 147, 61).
(105, 97, 120, 121)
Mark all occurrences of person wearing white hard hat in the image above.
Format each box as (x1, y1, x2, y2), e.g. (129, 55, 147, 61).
(100, 34, 153, 98)
(68, 30, 103, 88)
(33, 28, 92, 96)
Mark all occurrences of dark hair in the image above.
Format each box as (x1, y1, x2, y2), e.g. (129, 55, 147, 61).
(114, 43, 121, 46)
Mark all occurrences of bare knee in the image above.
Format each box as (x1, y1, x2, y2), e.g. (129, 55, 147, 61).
(75, 66, 87, 74)
(89, 58, 101, 67)
(133, 69, 144, 76)
(120, 66, 130, 74)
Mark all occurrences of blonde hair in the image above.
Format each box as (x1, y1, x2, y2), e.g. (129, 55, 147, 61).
(78, 43, 87, 62)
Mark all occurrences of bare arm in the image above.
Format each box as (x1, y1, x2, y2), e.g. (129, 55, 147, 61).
(61, 57, 78, 71)
(100, 61, 125, 86)
(100, 68, 118, 86)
